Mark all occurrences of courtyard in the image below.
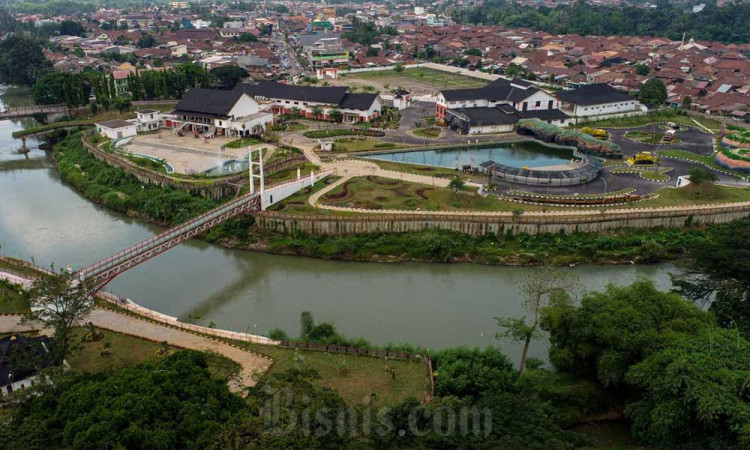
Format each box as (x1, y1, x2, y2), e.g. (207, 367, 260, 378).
(122, 130, 276, 175)
(336, 68, 487, 96)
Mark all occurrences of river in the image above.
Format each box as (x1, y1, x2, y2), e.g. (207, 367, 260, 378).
(0, 86, 678, 361)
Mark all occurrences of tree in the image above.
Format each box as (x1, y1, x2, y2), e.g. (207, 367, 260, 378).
(465, 47, 482, 56)
(541, 280, 709, 387)
(635, 63, 649, 76)
(275, 4, 289, 13)
(639, 78, 667, 106)
(365, 46, 379, 57)
(23, 270, 94, 362)
(448, 177, 465, 191)
(328, 108, 343, 123)
(431, 347, 517, 398)
(394, 62, 405, 72)
(673, 218, 750, 338)
(683, 95, 692, 109)
(496, 264, 577, 374)
(0, 352, 245, 450)
(236, 32, 257, 43)
(688, 166, 718, 185)
(625, 329, 750, 449)
(505, 63, 524, 78)
(137, 33, 156, 48)
(59, 20, 85, 37)
(310, 105, 323, 119)
(0, 34, 51, 86)
(210, 65, 248, 89)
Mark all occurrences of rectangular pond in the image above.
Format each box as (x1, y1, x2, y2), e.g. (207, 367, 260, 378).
(365, 141, 577, 169)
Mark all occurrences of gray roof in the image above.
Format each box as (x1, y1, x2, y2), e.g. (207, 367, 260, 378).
(339, 93, 379, 110)
(440, 78, 540, 103)
(297, 33, 340, 48)
(97, 119, 134, 129)
(556, 83, 632, 106)
(173, 88, 245, 118)
(1, 335, 54, 387)
(237, 81, 349, 105)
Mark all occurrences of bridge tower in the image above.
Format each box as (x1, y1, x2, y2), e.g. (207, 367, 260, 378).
(248, 147, 266, 211)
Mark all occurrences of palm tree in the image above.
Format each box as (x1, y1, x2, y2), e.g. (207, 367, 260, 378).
(329, 108, 343, 123)
(310, 105, 323, 120)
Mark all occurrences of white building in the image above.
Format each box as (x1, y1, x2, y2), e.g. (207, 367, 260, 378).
(135, 109, 164, 132)
(95, 119, 138, 140)
(238, 81, 383, 123)
(436, 78, 570, 134)
(169, 88, 274, 137)
(556, 83, 644, 119)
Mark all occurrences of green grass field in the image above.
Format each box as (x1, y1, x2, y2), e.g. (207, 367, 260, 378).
(67, 327, 241, 382)
(412, 127, 443, 139)
(0, 279, 28, 314)
(332, 138, 398, 152)
(342, 68, 487, 90)
(244, 342, 431, 406)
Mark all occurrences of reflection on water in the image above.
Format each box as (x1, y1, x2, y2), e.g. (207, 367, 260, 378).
(0, 86, 680, 360)
(367, 141, 577, 169)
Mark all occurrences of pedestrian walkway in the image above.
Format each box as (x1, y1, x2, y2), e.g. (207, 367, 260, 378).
(0, 271, 272, 393)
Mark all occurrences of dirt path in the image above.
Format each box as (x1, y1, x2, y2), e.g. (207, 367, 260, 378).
(0, 287, 272, 393)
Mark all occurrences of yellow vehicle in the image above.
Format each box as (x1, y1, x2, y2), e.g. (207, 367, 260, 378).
(581, 127, 609, 140)
(627, 151, 660, 166)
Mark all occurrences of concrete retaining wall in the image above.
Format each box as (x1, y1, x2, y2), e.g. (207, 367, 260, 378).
(256, 204, 750, 236)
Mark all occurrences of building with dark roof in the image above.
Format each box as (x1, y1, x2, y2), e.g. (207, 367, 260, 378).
(435, 77, 563, 131)
(167, 88, 274, 137)
(556, 83, 644, 118)
(1, 334, 56, 396)
(237, 81, 383, 123)
(445, 103, 571, 135)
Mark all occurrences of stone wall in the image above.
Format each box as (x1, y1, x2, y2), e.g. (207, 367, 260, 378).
(256, 203, 750, 236)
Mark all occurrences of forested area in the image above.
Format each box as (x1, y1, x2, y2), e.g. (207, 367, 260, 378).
(452, 0, 750, 43)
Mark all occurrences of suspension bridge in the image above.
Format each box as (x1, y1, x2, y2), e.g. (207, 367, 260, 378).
(78, 167, 333, 293)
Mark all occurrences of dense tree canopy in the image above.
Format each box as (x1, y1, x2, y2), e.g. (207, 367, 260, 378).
(0, 352, 245, 450)
(210, 65, 248, 90)
(452, 0, 750, 43)
(58, 19, 85, 37)
(0, 34, 51, 86)
(639, 78, 668, 106)
(541, 280, 709, 387)
(431, 347, 517, 398)
(626, 329, 750, 450)
(674, 217, 750, 338)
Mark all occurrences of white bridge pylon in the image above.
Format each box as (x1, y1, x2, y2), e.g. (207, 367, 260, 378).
(247, 147, 265, 211)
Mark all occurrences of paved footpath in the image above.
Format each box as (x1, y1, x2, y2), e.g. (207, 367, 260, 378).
(0, 289, 272, 392)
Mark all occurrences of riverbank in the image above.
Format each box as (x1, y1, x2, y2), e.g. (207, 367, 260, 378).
(48, 132, 730, 266)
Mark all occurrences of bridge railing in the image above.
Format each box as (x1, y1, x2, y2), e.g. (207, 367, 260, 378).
(82, 192, 260, 277)
(81, 169, 335, 279)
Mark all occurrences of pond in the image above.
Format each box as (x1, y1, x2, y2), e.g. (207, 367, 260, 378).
(366, 140, 577, 169)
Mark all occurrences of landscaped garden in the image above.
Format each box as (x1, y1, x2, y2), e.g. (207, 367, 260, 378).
(625, 130, 680, 144)
(574, 110, 723, 132)
(303, 128, 385, 139)
(412, 127, 443, 139)
(331, 137, 397, 152)
(224, 137, 264, 149)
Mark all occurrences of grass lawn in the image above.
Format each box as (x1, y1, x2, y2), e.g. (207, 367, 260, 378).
(625, 130, 679, 144)
(273, 123, 309, 132)
(412, 127, 443, 139)
(0, 280, 28, 314)
(576, 112, 723, 133)
(265, 162, 320, 185)
(321, 175, 524, 212)
(343, 68, 487, 90)
(267, 177, 343, 214)
(245, 342, 431, 406)
(634, 184, 750, 208)
(332, 138, 398, 152)
(67, 327, 241, 382)
(658, 149, 749, 179)
(638, 170, 670, 182)
(367, 158, 466, 180)
(224, 137, 265, 149)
